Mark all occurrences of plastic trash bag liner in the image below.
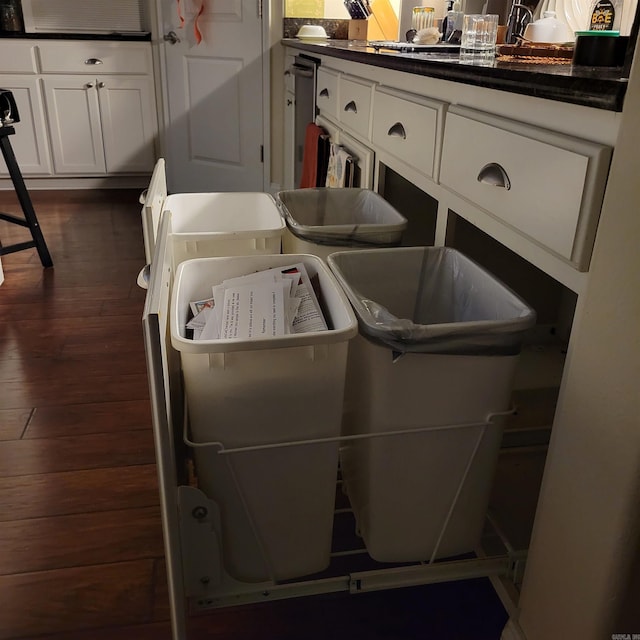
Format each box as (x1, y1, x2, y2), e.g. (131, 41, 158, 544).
(276, 188, 407, 247)
(328, 246, 537, 356)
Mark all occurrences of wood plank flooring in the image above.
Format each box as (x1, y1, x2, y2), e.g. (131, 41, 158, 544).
(0, 189, 510, 639)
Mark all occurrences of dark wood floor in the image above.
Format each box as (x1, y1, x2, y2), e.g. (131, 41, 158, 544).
(0, 189, 509, 639)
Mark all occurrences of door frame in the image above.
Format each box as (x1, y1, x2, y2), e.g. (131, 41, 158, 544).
(148, 0, 272, 193)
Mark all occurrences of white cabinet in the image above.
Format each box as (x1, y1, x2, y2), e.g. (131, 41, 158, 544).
(38, 41, 157, 176)
(0, 74, 52, 176)
(0, 39, 157, 181)
(43, 74, 157, 175)
(0, 41, 51, 177)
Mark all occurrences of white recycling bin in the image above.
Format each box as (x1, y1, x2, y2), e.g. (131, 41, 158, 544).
(171, 253, 357, 582)
(163, 192, 285, 265)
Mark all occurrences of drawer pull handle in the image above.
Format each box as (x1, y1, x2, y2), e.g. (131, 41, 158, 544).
(319, 88, 329, 98)
(344, 100, 357, 113)
(387, 122, 406, 139)
(477, 163, 511, 190)
(84, 58, 103, 65)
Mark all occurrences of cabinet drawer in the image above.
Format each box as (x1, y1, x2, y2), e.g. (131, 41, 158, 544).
(372, 87, 445, 180)
(0, 41, 38, 73)
(338, 75, 373, 139)
(37, 41, 152, 75)
(440, 106, 611, 270)
(316, 67, 339, 120)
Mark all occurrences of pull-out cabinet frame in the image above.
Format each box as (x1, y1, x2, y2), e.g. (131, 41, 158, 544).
(143, 209, 531, 639)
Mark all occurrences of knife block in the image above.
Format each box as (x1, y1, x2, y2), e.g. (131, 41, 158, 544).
(348, 19, 368, 39)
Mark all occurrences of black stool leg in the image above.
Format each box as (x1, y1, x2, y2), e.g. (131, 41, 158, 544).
(0, 132, 53, 268)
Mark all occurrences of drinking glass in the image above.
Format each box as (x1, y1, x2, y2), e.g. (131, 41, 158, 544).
(460, 14, 499, 65)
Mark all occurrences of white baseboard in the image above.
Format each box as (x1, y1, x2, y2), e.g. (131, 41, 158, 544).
(501, 618, 527, 640)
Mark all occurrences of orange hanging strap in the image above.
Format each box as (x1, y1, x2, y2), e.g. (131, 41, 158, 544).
(176, 0, 185, 27)
(194, 0, 205, 44)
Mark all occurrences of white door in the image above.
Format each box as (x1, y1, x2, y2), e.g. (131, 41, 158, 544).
(160, 0, 266, 193)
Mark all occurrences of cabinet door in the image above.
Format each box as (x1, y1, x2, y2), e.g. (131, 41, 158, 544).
(283, 90, 295, 190)
(97, 75, 157, 174)
(0, 75, 51, 176)
(42, 76, 106, 174)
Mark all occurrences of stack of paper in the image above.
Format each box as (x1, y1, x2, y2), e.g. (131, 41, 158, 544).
(186, 263, 328, 341)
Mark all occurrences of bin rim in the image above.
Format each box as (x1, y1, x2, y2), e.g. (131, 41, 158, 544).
(276, 188, 407, 241)
(327, 246, 537, 356)
(170, 253, 358, 354)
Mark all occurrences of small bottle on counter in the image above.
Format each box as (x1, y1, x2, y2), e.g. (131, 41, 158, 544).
(444, 0, 464, 43)
(589, 0, 622, 31)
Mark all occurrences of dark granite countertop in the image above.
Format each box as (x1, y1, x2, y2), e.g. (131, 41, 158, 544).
(0, 31, 151, 41)
(283, 38, 629, 111)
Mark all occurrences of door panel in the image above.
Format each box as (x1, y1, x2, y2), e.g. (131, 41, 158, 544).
(42, 76, 105, 174)
(98, 75, 157, 173)
(0, 76, 51, 176)
(161, 0, 265, 193)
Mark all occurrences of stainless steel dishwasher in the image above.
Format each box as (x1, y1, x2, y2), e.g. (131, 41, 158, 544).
(290, 54, 319, 187)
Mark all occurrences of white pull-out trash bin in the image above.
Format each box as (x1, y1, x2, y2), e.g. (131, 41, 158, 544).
(164, 192, 284, 265)
(328, 246, 536, 563)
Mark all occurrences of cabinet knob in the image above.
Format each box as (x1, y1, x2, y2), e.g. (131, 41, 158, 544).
(98, 81, 105, 89)
(286, 98, 293, 106)
(344, 100, 357, 113)
(387, 122, 407, 139)
(164, 31, 181, 44)
(477, 162, 511, 190)
(85, 82, 95, 89)
(84, 58, 103, 65)
(319, 88, 329, 98)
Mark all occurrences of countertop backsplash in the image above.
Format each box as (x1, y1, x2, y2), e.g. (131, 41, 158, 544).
(283, 18, 350, 39)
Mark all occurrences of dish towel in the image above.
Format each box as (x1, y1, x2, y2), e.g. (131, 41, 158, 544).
(300, 123, 328, 188)
(325, 144, 353, 188)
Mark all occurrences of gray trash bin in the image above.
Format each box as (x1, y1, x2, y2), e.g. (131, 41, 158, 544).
(327, 246, 536, 563)
(277, 188, 407, 261)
